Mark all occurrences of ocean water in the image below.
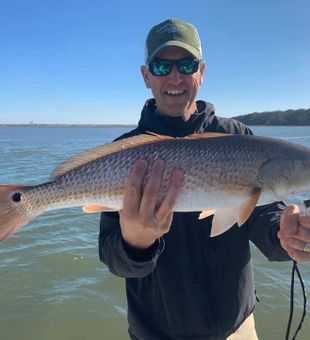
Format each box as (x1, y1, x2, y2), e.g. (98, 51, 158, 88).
(0, 126, 309, 340)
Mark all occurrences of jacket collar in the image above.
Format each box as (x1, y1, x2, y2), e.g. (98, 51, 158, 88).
(138, 98, 215, 137)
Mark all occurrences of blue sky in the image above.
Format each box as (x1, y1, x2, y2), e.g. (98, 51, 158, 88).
(1, 0, 309, 124)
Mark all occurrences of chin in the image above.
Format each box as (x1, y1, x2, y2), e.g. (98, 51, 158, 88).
(168, 111, 191, 121)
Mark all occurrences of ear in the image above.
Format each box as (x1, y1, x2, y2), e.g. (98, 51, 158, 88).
(198, 61, 206, 85)
(141, 66, 151, 89)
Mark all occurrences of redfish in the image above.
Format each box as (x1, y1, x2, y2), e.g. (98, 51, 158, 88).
(1, 132, 310, 242)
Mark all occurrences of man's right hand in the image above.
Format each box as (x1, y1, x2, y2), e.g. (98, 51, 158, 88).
(119, 159, 183, 250)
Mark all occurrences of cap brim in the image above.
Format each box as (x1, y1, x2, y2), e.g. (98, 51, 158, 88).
(147, 41, 202, 64)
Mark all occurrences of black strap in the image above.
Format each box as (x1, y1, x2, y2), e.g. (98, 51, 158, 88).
(285, 261, 307, 340)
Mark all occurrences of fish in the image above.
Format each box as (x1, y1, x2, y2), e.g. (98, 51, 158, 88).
(0, 132, 310, 242)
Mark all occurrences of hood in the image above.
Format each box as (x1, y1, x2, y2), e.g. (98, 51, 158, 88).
(137, 98, 216, 137)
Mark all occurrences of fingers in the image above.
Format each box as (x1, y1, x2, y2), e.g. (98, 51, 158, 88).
(280, 245, 310, 264)
(280, 205, 299, 236)
(278, 232, 309, 263)
(120, 158, 183, 249)
(123, 158, 177, 230)
(155, 168, 183, 221)
(138, 161, 183, 225)
(289, 226, 310, 243)
(125, 159, 183, 223)
(122, 159, 148, 217)
(298, 215, 310, 229)
(280, 233, 309, 252)
(278, 204, 310, 263)
(139, 159, 165, 219)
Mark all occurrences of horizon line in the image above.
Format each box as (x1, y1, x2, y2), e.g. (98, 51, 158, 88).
(0, 123, 137, 127)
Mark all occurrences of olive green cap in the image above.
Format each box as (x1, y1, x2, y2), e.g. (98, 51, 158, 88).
(145, 18, 203, 64)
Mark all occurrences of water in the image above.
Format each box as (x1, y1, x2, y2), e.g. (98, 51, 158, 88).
(0, 126, 309, 340)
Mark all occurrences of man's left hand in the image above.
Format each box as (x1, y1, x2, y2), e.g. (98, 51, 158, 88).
(278, 204, 310, 263)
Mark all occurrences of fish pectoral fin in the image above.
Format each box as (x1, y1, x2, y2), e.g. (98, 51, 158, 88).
(238, 188, 262, 226)
(82, 205, 116, 213)
(210, 188, 262, 237)
(199, 209, 216, 219)
(210, 208, 238, 237)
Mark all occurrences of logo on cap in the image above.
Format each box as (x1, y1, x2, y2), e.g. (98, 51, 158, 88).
(156, 23, 187, 35)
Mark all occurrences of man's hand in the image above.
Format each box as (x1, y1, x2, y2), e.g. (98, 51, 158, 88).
(119, 159, 183, 250)
(278, 205, 310, 263)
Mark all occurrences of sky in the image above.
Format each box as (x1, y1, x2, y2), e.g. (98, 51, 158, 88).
(0, 0, 309, 124)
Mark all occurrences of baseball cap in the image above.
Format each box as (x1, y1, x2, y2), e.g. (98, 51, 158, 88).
(145, 18, 203, 64)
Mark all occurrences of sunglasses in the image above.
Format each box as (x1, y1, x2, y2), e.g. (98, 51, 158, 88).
(148, 57, 201, 76)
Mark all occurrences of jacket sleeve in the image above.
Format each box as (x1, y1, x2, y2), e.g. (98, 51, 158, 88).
(98, 212, 165, 278)
(246, 202, 292, 262)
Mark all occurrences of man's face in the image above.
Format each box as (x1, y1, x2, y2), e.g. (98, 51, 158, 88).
(141, 46, 205, 121)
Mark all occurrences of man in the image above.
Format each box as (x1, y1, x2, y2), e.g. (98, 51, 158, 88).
(99, 18, 310, 339)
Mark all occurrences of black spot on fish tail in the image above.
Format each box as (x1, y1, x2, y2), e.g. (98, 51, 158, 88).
(12, 192, 21, 202)
(0, 185, 33, 242)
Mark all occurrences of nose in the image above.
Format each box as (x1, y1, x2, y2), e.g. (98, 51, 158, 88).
(168, 65, 182, 84)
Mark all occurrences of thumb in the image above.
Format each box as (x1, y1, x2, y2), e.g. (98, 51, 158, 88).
(280, 205, 300, 236)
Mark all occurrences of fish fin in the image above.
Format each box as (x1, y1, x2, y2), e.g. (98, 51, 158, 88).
(0, 185, 34, 242)
(185, 132, 231, 139)
(238, 188, 261, 226)
(51, 133, 175, 179)
(146, 131, 230, 139)
(210, 208, 238, 237)
(51, 132, 232, 179)
(210, 188, 262, 237)
(82, 205, 116, 213)
(198, 209, 216, 219)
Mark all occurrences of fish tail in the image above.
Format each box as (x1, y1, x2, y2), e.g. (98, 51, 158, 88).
(0, 185, 34, 242)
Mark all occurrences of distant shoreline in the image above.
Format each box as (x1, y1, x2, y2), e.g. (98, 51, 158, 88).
(0, 123, 309, 128)
(2, 108, 309, 127)
(0, 124, 137, 128)
(232, 108, 310, 125)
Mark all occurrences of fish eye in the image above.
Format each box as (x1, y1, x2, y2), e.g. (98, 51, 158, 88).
(12, 192, 21, 202)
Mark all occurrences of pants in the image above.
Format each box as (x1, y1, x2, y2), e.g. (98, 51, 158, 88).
(129, 313, 259, 340)
(226, 313, 258, 340)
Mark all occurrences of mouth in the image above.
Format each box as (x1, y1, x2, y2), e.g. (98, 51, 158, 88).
(164, 89, 186, 96)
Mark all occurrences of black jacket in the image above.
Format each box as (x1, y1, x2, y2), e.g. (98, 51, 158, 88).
(99, 99, 291, 340)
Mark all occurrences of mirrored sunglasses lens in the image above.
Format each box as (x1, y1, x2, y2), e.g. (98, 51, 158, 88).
(149, 60, 171, 76)
(178, 59, 199, 74)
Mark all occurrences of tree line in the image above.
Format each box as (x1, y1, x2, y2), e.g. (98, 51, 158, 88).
(232, 108, 310, 125)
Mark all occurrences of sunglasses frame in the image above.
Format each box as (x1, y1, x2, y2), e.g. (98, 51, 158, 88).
(148, 57, 202, 77)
